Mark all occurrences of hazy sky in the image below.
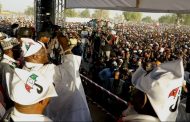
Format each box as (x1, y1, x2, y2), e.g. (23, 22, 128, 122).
(0, 0, 34, 12)
(0, 0, 166, 20)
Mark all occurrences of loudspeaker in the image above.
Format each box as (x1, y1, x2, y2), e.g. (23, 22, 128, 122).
(35, 0, 55, 34)
(41, 0, 55, 23)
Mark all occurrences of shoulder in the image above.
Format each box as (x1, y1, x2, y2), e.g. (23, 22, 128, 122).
(43, 63, 57, 71)
(43, 116, 53, 121)
(121, 114, 159, 122)
(0, 63, 14, 72)
(0, 62, 10, 68)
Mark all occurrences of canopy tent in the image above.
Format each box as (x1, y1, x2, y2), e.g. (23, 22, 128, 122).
(65, 0, 190, 13)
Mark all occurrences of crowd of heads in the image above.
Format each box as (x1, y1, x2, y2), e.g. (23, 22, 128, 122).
(0, 15, 190, 121)
(79, 19, 190, 78)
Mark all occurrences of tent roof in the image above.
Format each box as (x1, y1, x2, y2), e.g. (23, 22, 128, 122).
(65, 0, 190, 13)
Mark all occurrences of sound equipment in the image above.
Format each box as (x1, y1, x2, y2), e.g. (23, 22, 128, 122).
(35, 0, 55, 34)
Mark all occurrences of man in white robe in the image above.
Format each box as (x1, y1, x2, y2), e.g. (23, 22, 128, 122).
(20, 36, 92, 121)
(121, 59, 184, 122)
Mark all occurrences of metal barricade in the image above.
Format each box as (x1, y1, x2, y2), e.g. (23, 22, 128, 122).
(80, 74, 128, 119)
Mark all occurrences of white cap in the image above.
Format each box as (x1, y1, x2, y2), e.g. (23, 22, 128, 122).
(8, 68, 57, 105)
(111, 30, 116, 35)
(133, 50, 137, 53)
(112, 61, 117, 67)
(0, 37, 20, 50)
(0, 32, 7, 39)
(132, 59, 184, 121)
(159, 47, 165, 53)
(138, 50, 142, 53)
(118, 59, 123, 63)
(21, 38, 42, 57)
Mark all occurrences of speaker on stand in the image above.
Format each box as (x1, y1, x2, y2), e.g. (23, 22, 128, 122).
(35, 0, 55, 37)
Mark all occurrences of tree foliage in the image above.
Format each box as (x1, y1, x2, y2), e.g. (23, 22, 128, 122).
(181, 14, 190, 25)
(24, 6, 34, 16)
(158, 14, 190, 25)
(91, 9, 109, 19)
(123, 12, 142, 22)
(158, 14, 176, 24)
(113, 14, 124, 23)
(142, 16, 153, 23)
(65, 9, 78, 17)
(80, 9, 90, 18)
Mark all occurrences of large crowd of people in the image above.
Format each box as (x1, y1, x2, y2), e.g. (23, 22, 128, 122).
(0, 15, 190, 121)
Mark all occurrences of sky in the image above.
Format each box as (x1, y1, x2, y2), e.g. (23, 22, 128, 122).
(0, 0, 167, 20)
(0, 0, 34, 12)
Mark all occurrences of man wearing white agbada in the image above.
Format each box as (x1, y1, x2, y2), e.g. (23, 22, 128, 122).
(121, 59, 184, 121)
(0, 37, 21, 112)
(0, 37, 21, 68)
(20, 36, 92, 121)
(7, 68, 57, 121)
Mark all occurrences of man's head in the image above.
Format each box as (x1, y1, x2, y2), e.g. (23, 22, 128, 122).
(25, 46, 48, 64)
(21, 38, 48, 64)
(38, 31, 51, 43)
(17, 27, 33, 39)
(0, 37, 21, 60)
(8, 68, 57, 114)
(131, 88, 157, 117)
(132, 59, 184, 121)
(0, 32, 7, 40)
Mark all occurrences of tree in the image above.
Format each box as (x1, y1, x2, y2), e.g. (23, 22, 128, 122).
(123, 12, 142, 22)
(91, 9, 109, 19)
(181, 14, 190, 25)
(65, 9, 78, 17)
(113, 14, 124, 23)
(80, 9, 90, 18)
(158, 13, 190, 25)
(158, 14, 176, 24)
(142, 16, 153, 23)
(24, 6, 34, 16)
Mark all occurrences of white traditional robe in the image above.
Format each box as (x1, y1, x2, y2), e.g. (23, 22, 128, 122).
(121, 105, 160, 122)
(23, 54, 92, 121)
(11, 107, 52, 121)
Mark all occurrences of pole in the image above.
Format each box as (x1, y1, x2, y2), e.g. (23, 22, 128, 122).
(63, 0, 66, 27)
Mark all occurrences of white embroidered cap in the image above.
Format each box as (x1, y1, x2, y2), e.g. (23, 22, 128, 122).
(8, 68, 57, 105)
(132, 59, 184, 121)
(0, 32, 7, 39)
(0, 37, 20, 50)
(21, 38, 42, 57)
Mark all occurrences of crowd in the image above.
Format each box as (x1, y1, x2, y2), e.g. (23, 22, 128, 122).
(77, 20, 190, 121)
(0, 16, 190, 121)
(0, 16, 91, 121)
(74, 19, 190, 121)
